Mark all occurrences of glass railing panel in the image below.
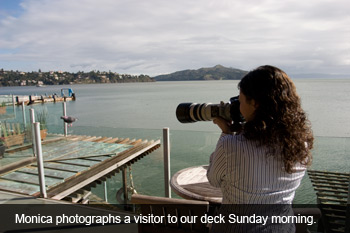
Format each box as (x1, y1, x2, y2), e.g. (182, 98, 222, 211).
(44, 124, 349, 205)
(1, 101, 349, 205)
(0, 119, 35, 171)
(0, 95, 16, 122)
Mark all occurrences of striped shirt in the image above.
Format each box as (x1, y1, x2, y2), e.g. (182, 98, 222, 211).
(207, 133, 306, 205)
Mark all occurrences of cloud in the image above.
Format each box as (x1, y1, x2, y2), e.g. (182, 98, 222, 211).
(0, 0, 349, 76)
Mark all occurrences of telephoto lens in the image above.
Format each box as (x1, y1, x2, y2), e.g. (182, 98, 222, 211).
(176, 103, 214, 123)
(176, 96, 244, 127)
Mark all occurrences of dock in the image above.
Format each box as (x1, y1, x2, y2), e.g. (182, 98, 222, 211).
(0, 88, 76, 106)
(0, 134, 160, 202)
(308, 169, 350, 233)
(15, 94, 75, 105)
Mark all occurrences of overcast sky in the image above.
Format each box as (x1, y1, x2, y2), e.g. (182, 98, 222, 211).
(0, 0, 349, 77)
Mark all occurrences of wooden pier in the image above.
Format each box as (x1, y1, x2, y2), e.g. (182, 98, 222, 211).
(15, 94, 75, 105)
(0, 134, 160, 202)
(308, 169, 350, 233)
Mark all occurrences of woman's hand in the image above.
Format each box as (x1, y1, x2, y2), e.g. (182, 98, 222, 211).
(213, 117, 232, 134)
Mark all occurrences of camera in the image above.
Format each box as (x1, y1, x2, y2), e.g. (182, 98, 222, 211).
(176, 96, 244, 132)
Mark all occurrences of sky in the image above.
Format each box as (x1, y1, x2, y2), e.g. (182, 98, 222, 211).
(0, 0, 349, 77)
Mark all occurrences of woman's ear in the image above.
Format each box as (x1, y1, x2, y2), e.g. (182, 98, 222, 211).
(250, 99, 259, 110)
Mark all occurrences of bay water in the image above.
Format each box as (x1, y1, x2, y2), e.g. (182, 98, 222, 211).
(1, 79, 349, 204)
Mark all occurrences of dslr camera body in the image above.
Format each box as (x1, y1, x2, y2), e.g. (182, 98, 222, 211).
(176, 96, 244, 132)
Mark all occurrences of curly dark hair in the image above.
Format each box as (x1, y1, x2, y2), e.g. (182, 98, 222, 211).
(238, 65, 313, 173)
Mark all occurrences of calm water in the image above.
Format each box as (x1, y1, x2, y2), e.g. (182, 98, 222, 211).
(1, 79, 350, 204)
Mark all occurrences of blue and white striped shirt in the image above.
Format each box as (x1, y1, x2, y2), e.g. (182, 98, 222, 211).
(207, 133, 306, 205)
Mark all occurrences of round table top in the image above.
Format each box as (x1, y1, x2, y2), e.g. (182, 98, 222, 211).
(170, 165, 222, 204)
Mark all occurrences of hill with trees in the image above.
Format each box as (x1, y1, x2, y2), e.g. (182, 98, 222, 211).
(154, 65, 248, 81)
(0, 69, 154, 86)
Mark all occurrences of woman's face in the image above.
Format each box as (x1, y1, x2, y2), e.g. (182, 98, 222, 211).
(239, 91, 257, 122)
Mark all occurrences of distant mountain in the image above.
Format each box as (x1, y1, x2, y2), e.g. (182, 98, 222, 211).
(153, 65, 248, 81)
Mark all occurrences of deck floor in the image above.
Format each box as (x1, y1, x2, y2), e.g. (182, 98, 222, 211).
(308, 169, 349, 233)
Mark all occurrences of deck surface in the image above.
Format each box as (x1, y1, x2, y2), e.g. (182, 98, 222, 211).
(308, 169, 349, 233)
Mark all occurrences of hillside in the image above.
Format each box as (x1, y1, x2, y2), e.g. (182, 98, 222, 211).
(0, 69, 154, 86)
(153, 65, 248, 81)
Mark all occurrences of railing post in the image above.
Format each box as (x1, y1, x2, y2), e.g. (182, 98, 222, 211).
(12, 94, 16, 117)
(163, 127, 171, 198)
(63, 102, 67, 136)
(30, 109, 37, 157)
(34, 122, 47, 198)
(104, 181, 108, 203)
(21, 101, 26, 129)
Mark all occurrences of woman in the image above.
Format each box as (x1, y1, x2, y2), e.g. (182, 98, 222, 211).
(207, 65, 313, 232)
